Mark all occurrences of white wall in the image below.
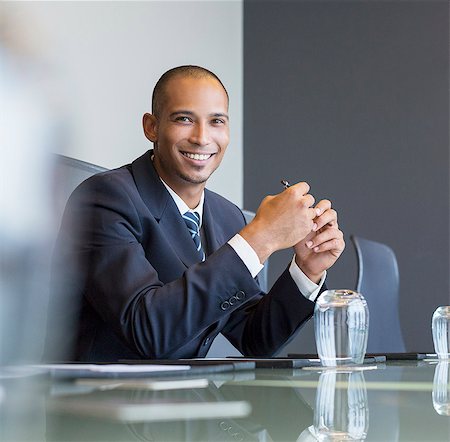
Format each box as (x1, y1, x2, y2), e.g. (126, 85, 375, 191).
(5, 1, 243, 206)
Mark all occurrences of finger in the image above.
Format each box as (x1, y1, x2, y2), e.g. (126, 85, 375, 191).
(314, 208, 338, 231)
(311, 237, 346, 254)
(288, 181, 310, 196)
(306, 228, 343, 249)
(300, 193, 315, 208)
(314, 199, 332, 216)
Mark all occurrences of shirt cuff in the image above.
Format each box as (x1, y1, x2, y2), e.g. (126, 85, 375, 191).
(228, 234, 264, 278)
(289, 255, 327, 301)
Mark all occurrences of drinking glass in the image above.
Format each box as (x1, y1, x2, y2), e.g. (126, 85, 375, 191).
(432, 306, 450, 359)
(314, 290, 369, 366)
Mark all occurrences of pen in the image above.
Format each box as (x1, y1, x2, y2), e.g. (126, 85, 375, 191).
(281, 180, 290, 189)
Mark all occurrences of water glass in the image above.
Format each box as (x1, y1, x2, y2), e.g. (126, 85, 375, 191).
(314, 290, 369, 366)
(432, 306, 450, 359)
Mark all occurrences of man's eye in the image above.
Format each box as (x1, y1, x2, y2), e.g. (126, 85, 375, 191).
(176, 116, 191, 123)
(211, 119, 225, 125)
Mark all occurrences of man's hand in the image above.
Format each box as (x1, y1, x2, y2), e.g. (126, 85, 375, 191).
(240, 182, 318, 263)
(294, 199, 345, 283)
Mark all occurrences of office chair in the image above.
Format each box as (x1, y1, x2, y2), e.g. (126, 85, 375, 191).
(53, 154, 108, 220)
(350, 235, 406, 352)
(52, 154, 268, 357)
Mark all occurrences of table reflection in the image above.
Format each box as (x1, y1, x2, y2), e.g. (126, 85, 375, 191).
(306, 370, 369, 441)
(45, 372, 314, 441)
(433, 361, 450, 416)
(3, 362, 450, 442)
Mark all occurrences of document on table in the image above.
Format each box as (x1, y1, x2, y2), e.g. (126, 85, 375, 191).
(32, 364, 192, 378)
(75, 377, 209, 391)
(48, 396, 251, 422)
(39, 364, 190, 372)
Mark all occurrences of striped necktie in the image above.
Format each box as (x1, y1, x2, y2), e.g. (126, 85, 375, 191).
(182, 211, 205, 262)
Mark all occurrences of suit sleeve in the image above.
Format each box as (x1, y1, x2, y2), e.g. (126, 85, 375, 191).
(222, 264, 328, 357)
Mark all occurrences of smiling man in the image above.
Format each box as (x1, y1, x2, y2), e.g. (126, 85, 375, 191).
(50, 66, 345, 362)
(143, 71, 230, 207)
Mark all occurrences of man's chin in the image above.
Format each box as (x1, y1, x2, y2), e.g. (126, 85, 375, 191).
(177, 172, 210, 185)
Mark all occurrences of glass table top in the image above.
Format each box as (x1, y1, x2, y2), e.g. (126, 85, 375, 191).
(1, 360, 449, 441)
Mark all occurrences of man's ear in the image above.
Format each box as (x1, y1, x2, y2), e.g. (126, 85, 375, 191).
(143, 113, 158, 142)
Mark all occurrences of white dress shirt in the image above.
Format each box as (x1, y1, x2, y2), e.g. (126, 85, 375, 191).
(160, 179, 325, 301)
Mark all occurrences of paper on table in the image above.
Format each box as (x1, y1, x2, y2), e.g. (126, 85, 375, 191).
(75, 378, 209, 391)
(34, 364, 191, 373)
(302, 364, 379, 372)
(48, 397, 251, 422)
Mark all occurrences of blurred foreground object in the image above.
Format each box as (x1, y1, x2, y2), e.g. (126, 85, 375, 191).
(0, 11, 58, 440)
(0, 16, 54, 366)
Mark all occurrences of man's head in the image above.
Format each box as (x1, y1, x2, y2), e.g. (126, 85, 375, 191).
(143, 66, 230, 200)
(151, 65, 229, 118)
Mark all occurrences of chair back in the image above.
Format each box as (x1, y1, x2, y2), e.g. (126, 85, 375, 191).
(351, 235, 406, 352)
(53, 154, 108, 222)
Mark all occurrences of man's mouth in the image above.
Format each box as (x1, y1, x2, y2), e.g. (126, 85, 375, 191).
(181, 152, 214, 161)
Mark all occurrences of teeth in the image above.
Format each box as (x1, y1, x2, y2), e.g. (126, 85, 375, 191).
(183, 152, 212, 161)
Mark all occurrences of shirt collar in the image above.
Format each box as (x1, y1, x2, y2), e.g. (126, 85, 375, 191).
(151, 154, 204, 226)
(159, 177, 204, 227)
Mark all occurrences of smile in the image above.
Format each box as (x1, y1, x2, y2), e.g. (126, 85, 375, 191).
(181, 152, 214, 161)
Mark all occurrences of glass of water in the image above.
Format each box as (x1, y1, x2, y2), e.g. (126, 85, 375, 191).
(432, 306, 450, 359)
(314, 290, 369, 366)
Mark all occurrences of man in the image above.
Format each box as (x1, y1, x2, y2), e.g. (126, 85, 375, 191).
(51, 65, 344, 362)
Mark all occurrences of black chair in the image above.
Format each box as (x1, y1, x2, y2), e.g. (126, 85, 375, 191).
(52, 154, 108, 222)
(53, 154, 267, 357)
(350, 235, 406, 352)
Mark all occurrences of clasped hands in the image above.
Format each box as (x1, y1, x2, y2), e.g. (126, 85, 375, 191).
(240, 181, 345, 284)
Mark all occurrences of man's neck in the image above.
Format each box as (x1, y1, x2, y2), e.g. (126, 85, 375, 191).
(176, 185, 204, 209)
(152, 159, 204, 209)
(159, 175, 204, 209)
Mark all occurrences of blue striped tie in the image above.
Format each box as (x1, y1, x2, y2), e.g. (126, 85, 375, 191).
(182, 211, 205, 261)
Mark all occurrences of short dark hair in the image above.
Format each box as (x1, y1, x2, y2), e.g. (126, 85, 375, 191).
(151, 65, 229, 117)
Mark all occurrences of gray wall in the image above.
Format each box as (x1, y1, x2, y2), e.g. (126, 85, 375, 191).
(244, 0, 449, 353)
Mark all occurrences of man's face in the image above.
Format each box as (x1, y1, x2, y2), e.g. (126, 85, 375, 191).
(146, 75, 229, 193)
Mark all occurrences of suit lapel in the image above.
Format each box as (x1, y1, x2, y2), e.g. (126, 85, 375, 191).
(131, 150, 203, 267)
(158, 212, 204, 266)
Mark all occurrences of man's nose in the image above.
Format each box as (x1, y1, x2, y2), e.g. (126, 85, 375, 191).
(188, 122, 211, 146)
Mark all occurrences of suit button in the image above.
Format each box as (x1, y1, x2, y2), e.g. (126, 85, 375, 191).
(203, 337, 211, 346)
(229, 296, 237, 305)
(235, 290, 246, 300)
(220, 301, 230, 310)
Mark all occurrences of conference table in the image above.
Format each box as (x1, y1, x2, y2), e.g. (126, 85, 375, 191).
(1, 358, 449, 441)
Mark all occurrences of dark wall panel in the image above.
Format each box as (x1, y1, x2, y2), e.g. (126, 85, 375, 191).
(244, 0, 449, 353)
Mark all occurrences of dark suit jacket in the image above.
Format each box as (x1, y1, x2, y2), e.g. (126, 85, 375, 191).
(51, 150, 320, 362)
